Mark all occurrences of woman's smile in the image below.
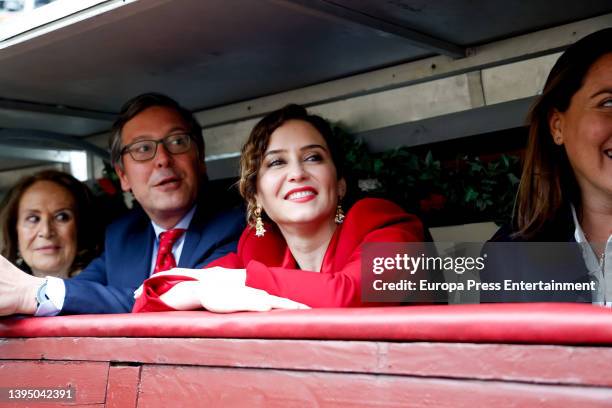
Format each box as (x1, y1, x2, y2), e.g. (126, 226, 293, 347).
(284, 187, 317, 202)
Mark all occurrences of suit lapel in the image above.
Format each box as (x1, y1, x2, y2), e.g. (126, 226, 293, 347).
(178, 204, 208, 268)
(120, 209, 156, 285)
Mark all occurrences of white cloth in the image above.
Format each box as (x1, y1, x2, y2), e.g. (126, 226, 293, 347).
(33, 276, 64, 317)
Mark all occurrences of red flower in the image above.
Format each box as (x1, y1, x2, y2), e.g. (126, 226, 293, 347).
(419, 193, 446, 213)
(97, 178, 117, 195)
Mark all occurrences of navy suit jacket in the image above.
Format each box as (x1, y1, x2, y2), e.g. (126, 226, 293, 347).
(62, 201, 245, 314)
(480, 206, 592, 302)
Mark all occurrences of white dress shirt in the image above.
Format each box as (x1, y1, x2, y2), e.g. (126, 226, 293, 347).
(571, 205, 612, 306)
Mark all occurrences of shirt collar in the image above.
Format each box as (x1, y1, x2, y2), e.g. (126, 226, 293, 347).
(571, 204, 612, 244)
(571, 203, 612, 266)
(151, 205, 197, 240)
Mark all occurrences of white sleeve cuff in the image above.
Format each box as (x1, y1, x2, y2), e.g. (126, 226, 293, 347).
(34, 276, 65, 317)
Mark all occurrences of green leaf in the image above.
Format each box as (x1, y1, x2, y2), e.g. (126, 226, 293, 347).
(424, 151, 433, 166)
(464, 187, 478, 202)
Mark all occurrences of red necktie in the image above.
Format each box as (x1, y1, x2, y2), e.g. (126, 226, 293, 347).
(153, 228, 186, 274)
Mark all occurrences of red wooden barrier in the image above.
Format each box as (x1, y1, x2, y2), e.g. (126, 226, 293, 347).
(1, 304, 611, 407)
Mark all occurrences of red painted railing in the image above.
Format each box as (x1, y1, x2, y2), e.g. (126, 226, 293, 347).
(1, 304, 612, 407)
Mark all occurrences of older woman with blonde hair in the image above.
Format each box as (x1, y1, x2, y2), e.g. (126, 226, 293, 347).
(134, 104, 424, 312)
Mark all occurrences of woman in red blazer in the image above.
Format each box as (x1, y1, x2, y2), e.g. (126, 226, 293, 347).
(133, 104, 424, 313)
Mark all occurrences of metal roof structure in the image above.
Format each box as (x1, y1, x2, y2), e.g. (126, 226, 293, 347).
(0, 0, 611, 175)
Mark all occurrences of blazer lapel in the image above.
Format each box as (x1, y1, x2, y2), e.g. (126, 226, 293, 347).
(178, 204, 207, 268)
(120, 211, 155, 286)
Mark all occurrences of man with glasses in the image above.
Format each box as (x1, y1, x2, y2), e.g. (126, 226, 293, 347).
(0, 93, 244, 315)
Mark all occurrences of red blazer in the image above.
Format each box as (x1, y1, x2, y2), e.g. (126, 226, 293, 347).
(133, 198, 423, 312)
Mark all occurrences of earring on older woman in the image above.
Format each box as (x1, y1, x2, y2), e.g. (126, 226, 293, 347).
(254, 205, 266, 237)
(15, 251, 24, 267)
(334, 202, 345, 224)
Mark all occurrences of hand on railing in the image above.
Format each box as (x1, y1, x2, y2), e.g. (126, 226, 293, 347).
(0, 255, 44, 316)
(134, 267, 309, 313)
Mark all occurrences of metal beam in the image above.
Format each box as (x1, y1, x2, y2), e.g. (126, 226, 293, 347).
(356, 97, 534, 153)
(0, 145, 71, 163)
(0, 97, 116, 121)
(0, 128, 110, 161)
(0, 0, 170, 48)
(273, 0, 465, 58)
(195, 13, 612, 128)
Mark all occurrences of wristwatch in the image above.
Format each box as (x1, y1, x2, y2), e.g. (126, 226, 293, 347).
(35, 279, 56, 316)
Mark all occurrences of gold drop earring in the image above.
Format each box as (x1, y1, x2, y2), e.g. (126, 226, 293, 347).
(254, 205, 266, 237)
(334, 201, 345, 224)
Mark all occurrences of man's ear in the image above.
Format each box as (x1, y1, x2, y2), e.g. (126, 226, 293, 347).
(548, 109, 565, 145)
(338, 178, 347, 199)
(114, 164, 131, 192)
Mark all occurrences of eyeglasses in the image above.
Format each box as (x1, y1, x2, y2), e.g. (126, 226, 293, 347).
(121, 133, 193, 162)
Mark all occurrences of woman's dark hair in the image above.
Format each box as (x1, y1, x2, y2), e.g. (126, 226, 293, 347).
(515, 28, 612, 238)
(239, 104, 344, 226)
(0, 170, 102, 276)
